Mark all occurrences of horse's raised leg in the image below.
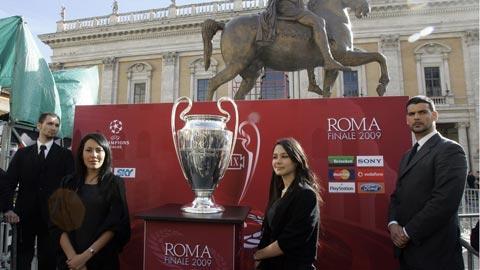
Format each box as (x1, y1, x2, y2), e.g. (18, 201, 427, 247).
(337, 51, 390, 96)
(235, 61, 263, 100)
(307, 68, 323, 96)
(323, 69, 339, 98)
(207, 62, 248, 100)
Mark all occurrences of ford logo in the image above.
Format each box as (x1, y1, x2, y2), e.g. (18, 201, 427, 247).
(360, 183, 382, 192)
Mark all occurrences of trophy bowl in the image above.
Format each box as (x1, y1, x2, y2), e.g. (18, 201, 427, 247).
(172, 97, 238, 213)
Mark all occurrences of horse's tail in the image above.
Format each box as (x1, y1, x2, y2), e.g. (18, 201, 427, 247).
(202, 19, 224, 70)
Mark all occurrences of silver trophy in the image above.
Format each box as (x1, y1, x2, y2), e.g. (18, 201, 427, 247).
(171, 96, 238, 213)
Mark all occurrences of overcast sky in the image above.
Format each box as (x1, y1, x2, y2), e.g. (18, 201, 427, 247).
(0, 0, 201, 62)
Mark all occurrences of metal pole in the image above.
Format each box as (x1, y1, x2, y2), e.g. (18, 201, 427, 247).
(0, 121, 12, 171)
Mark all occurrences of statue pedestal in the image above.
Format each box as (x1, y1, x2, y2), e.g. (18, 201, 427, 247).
(137, 204, 250, 270)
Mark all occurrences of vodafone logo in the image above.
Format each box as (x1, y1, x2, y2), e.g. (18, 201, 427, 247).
(357, 168, 384, 181)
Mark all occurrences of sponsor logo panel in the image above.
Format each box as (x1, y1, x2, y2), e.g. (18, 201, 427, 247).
(328, 156, 355, 167)
(114, 167, 136, 178)
(356, 155, 384, 167)
(108, 119, 130, 150)
(357, 182, 385, 194)
(356, 168, 384, 181)
(328, 168, 356, 181)
(328, 182, 356, 193)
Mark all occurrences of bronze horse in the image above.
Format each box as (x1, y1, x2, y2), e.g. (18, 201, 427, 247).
(203, 0, 390, 100)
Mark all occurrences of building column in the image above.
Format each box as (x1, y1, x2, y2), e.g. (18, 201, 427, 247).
(101, 56, 118, 104)
(379, 35, 404, 96)
(415, 54, 425, 95)
(161, 52, 178, 103)
(288, 72, 295, 99)
(456, 122, 470, 167)
(463, 29, 479, 171)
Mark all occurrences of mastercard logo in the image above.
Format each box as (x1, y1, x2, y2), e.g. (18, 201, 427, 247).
(333, 169, 351, 180)
(328, 168, 355, 181)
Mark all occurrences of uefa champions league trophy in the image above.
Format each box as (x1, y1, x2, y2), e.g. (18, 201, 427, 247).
(171, 96, 238, 213)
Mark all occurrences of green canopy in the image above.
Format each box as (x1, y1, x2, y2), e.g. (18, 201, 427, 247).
(53, 66, 99, 138)
(0, 16, 20, 87)
(0, 16, 61, 130)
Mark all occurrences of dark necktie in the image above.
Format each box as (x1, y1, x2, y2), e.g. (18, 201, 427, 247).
(39, 145, 47, 162)
(407, 143, 419, 164)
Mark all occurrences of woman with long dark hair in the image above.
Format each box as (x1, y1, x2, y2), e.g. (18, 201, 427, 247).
(254, 138, 321, 270)
(52, 133, 130, 270)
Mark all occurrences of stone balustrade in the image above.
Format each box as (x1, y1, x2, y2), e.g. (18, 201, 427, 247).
(57, 0, 267, 32)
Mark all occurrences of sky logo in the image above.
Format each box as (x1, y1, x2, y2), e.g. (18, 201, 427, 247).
(114, 168, 136, 178)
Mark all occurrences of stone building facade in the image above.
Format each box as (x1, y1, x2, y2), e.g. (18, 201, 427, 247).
(39, 0, 479, 171)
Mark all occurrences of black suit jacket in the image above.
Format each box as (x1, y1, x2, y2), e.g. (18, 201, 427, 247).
(1, 143, 74, 224)
(258, 180, 319, 270)
(388, 133, 467, 270)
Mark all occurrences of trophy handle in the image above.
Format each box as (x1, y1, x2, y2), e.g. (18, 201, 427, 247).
(171, 96, 192, 180)
(217, 96, 239, 162)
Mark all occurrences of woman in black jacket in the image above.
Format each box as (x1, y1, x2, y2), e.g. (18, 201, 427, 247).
(51, 133, 130, 270)
(254, 137, 321, 270)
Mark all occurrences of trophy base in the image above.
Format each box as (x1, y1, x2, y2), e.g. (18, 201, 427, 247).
(181, 197, 225, 214)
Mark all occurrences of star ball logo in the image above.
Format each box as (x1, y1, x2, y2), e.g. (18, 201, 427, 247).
(107, 119, 130, 149)
(109, 120, 123, 134)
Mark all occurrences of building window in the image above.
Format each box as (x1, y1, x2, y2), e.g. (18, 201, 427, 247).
(338, 48, 367, 97)
(260, 69, 289, 99)
(415, 43, 452, 97)
(190, 58, 217, 100)
(231, 69, 288, 100)
(133, 83, 146, 103)
(127, 62, 152, 104)
(342, 70, 359, 97)
(196, 79, 209, 101)
(424, 67, 442, 97)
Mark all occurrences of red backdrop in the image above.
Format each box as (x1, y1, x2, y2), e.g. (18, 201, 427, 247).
(72, 96, 411, 270)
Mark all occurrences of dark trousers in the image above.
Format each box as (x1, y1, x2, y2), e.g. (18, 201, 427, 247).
(16, 217, 56, 270)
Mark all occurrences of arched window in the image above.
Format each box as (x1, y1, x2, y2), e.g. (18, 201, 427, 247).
(127, 62, 152, 104)
(414, 42, 452, 97)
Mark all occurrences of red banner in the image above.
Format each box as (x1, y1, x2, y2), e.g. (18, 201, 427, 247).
(73, 96, 411, 270)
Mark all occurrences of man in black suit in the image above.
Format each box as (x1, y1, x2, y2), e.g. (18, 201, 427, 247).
(467, 170, 476, 189)
(1, 112, 74, 270)
(388, 96, 467, 270)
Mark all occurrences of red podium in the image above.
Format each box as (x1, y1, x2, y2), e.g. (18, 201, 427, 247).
(137, 204, 250, 270)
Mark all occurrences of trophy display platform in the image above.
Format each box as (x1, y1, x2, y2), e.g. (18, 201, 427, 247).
(137, 203, 250, 270)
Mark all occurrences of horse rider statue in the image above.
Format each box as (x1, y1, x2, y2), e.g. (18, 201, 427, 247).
(257, 0, 347, 72)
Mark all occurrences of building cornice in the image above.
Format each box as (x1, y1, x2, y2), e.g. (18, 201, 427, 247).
(39, 0, 478, 49)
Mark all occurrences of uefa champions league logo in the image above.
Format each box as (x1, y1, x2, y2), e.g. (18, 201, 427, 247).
(109, 120, 123, 134)
(107, 119, 129, 149)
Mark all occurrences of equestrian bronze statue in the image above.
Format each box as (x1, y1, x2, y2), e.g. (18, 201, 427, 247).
(202, 0, 390, 100)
